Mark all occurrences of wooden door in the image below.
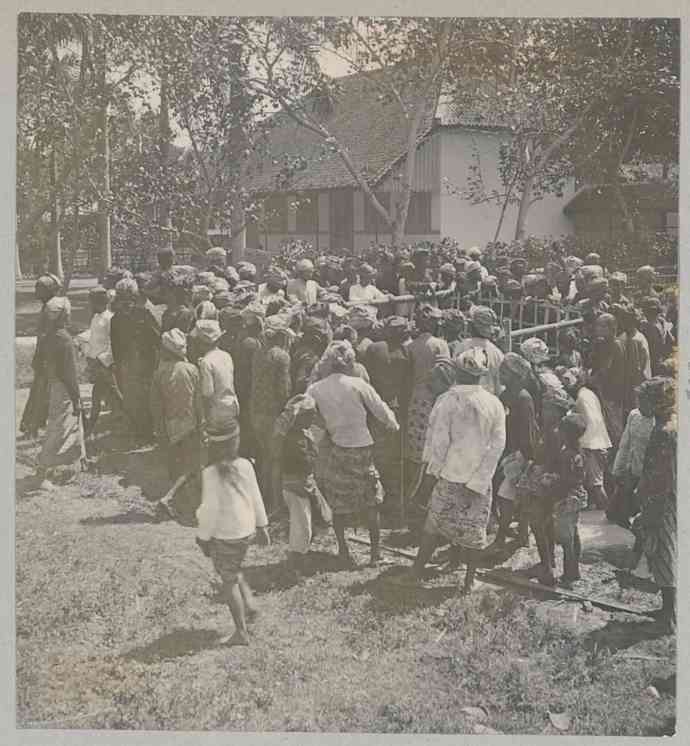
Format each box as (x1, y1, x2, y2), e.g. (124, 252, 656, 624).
(329, 188, 354, 251)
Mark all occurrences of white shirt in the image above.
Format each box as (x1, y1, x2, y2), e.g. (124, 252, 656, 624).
(453, 337, 504, 397)
(287, 278, 319, 306)
(423, 384, 506, 495)
(196, 458, 268, 541)
(348, 283, 387, 304)
(87, 309, 113, 367)
(575, 387, 612, 450)
(198, 348, 239, 434)
(306, 373, 399, 448)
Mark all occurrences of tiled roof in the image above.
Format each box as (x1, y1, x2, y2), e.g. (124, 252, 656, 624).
(563, 182, 678, 214)
(243, 71, 509, 194)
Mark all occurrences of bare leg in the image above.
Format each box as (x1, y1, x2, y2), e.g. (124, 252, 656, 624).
(333, 514, 351, 560)
(412, 532, 438, 577)
(238, 572, 258, 621)
(220, 579, 250, 646)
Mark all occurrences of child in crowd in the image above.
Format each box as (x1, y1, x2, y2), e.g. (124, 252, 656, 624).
(560, 367, 611, 511)
(272, 394, 331, 575)
(196, 442, 270, 647)
(551, 413, 588, 587)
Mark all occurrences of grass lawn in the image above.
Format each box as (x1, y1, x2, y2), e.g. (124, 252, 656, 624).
(14, 389, 676, 734)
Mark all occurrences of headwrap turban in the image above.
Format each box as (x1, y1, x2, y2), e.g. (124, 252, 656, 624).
(455, 346, 490, 378)
(519, 337, 550, 365)
(45, 295, 71, 323)
(191, 319, 222, 344)
(192, 285, 213, 304)
(469, 305, 498, 337)
(115, 278, 139, 298)
(195, 300, 219, 320)
(237, 262, 257, 281)
(501, 352, 532, 382)
(161, 329, 187, 359)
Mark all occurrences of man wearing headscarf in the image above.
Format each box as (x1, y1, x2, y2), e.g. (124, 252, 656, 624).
(453, 306, 504, 397)
(639, 296, 675, 377)
(287, 259, 321, 306)
(613, 303, 651, 418)
(397, 347, 506, 593)
(608, 272, 630, 305)
(257, 266, 288, 305)
(249, 314, 293, 508)
(20, 273, 63, 438)
(634, 265, 658, 303)
(233, 304, 264, 459)
(161, 275, 195, 335)
(404, 305, 450, 493)
(110, 278, 160, 442)
(36, 297, 85, 490)
(152, 329, 205, 524)
(365, 316, 412, 515)
(205, 246, 227, 274)
(495, 353, 540, 548)
(348, 263, 389, 305)
(291, 316, 332, 395)
(589, 313, 626, 447)
(82, 286, 124, 438)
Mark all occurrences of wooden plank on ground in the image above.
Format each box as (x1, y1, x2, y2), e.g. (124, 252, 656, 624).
(476, 568, 654, 617)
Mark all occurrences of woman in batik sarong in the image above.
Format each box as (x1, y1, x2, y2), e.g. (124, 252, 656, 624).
(404, 304, 449, 490)
(395, 347, 505, 591)
(633, 376, 677, 633)
(35, 297, 84, 490)
(306, 341, 399, 567)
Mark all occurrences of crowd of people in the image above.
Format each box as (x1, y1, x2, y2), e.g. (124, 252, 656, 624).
(20, 240, 678, 645)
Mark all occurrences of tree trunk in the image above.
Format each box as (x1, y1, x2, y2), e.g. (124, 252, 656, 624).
(159, 69, 174, 253)
(15, 247, 23, 280)
(230, 198, 246, 263)
(612, 180, 635, 235)
(49, 146, 64, 279)
(95, 29, 112, 272)
(514, 172, 536, 241)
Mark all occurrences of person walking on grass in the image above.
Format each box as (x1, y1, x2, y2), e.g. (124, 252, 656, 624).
(83, 286, 123, 438)
(151, 330, 205, 524)
(306, 341, 399, 567)
(632, 376, 676, 633)
(560, 367, 611, 511)
(35, 297, 85, 490)
(609, 382, 655, 530)
(196, 442, 270, 647)
(191, 319, 240, 459)
(394, 347, 505, 593)
(20, 273, 62, 439)
(272, 394, 331, 576)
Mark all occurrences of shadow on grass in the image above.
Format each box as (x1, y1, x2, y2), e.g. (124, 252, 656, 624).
(345, 567, 458, 615)
(613, 569, 658, 594)
(585, 618, 670, 655)
(581, 543, 632, 568)
(121, 628, 222, 663)
(87, 428, 170, 501)
(80, 509, 169, 527)
(238, 551, 358, 594)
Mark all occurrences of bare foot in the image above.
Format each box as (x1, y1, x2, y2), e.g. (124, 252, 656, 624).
(219, 631, 250, 647)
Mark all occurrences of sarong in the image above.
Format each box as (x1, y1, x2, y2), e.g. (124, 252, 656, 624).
(424, 478, 492, 549)
(38, 379, 83, 468)
(405, 383, 434, 463)
(644, 499, 677, 588)
(316, 441, 383, 515)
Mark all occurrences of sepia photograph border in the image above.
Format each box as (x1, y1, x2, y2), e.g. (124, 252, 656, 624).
(1, 0, 688, 744)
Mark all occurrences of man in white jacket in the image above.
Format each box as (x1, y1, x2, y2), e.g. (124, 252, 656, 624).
(196, 454, 270, 646)
(393, 347, 506, 592)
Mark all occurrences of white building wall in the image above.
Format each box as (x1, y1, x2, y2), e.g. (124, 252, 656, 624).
(439, 129, 575, 246)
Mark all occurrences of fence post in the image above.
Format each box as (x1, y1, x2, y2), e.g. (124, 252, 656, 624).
(502, 317, 512, 353)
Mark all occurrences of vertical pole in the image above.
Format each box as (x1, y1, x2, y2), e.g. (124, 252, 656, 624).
(503, 317, 512, 353)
